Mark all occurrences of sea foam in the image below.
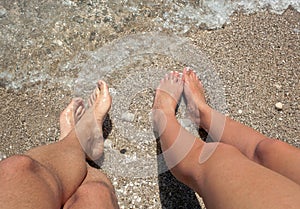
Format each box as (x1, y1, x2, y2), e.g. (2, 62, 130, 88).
(123, 0, 300, 31)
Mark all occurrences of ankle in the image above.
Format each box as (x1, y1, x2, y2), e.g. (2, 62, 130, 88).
(198, 104, 212, 130)
(152, 109, 176, 135)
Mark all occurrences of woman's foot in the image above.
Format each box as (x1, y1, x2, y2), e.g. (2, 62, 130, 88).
(183, 68, 210, 128)
(59, 98, 85, 139)
(152, 71, 183, 136)
(153, 71, 183, 113)
(153, 71, 183, 114)
(75, 80, 112, 160)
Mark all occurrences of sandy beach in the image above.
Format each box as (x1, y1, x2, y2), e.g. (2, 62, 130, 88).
(0, 1, 299, 208)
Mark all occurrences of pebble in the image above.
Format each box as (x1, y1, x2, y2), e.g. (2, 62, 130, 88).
(293, 28, 300, 34)
(178, 118, 192, 127)
(104, 139, 113, 148)
(120, 148, 127, 154)
(62, 0, 76, 6)
(109, 88, 117, 95)
(0, 6, 7, 18)
(274, 83, 282, 90)
(238, 109, 243, 114)
(121, 112, 135, 122)
(275, 102, 283, 110)
(53, 39, 63, 46)
(0, 151, 7, 161)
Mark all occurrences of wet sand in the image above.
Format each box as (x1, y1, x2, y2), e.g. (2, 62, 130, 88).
(0, 2, 299, 208)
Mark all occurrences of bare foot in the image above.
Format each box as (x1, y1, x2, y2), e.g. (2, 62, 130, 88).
(183, 68, 208, 127)
(59, 98, 85, 140)
(153, 71, 183, 114)
(75, 80, 112, 160)
(152, 71, 183, 135)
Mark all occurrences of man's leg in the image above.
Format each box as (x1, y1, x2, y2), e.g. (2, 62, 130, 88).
(63, 165, 119, 209)
(0, 80, 112, 208)
(59, 96, 119, 209)
(152, 71, 300, 209)
(183, 68, 300, 185)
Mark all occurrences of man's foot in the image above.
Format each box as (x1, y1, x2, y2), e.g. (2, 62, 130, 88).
(59, 98, 85, 139)
(75, 80, 112, 160)
(183, 68, 208, 127)
(152, 71, 183, 135)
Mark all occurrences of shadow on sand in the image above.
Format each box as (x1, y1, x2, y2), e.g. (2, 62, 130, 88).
(156, 140, 202, 209)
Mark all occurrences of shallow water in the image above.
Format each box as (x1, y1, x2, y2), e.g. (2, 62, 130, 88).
(116, 0, 300, 31)
(1, 0, 299, 90)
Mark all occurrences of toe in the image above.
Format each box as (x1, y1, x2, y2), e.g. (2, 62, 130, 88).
(89, 88, 98, 106)
(98, 80, 109, 97)
(88, 98, 93, 107)
(183, 67, 192, 81)
(75, 105, 85, 120)
(191, 71, 197, 79)
(165, 73, 170, 81)
(61, 99, 74, 118)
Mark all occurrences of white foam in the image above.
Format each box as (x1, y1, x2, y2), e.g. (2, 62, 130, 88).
(126, 0, 300, 31)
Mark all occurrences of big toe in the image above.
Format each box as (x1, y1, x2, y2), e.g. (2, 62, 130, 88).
(89, 80, 112, 107)
(98, 80, 109, 95)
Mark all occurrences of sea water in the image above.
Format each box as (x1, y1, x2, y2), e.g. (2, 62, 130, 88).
(116, 0, 300, 31)
(1, 0, 299, 90)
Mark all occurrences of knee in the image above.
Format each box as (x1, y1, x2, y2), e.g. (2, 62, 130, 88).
(76, 182, 118, 207)
(173, 142, 241, 187)
(254, 138, 283, 163)
(199, 143, 249, 179)
(78, 181, 112, 196)
(0, 155, 36, 177)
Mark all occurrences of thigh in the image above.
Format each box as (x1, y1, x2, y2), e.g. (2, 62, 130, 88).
(0, 155, 62, 209)
(193, 143, 300, 209)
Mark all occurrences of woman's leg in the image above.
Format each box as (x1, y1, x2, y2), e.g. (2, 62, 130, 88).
(152, 72, 300, 209)
(183, 68, 300, 185)
(0, 80, 112, 208)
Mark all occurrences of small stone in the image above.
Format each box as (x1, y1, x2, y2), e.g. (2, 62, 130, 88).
(293, 28, 300, 34)
(0, 6, 7, 18)
(109, 88, 117, 95)
(120, 148, 127, 154)
(0, 151, 7, 161)
(53, 39, 63, 46)
(179, 118, 192, 127)
(62, 0, 76, 6)
(275, 102, 283, 110)
(274, 83, 282, 90)
(104, 139, 113, 148)
(238, 109, 243, 114)
(121, 112, 135, 122)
